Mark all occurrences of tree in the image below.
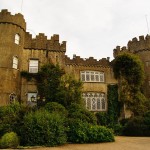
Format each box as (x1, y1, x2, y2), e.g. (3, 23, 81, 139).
(113, 53, 148, 116)
(36, 63, 83, 108)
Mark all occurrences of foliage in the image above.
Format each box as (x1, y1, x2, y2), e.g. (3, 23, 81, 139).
(57, 75, 83, 108)
(113, 53, 145, 87)
(107, 84, 120, 125)
(67, 119, 114, 143)
(143, 111, 150, 125)
(68, 103, 97, 125)
(20, 70, 37, 81)
(21, 109, 67, 146)
(44, 102, 68, 117)
(96, 112, 108, 126)
(123, 116, 150, 136)
(0, 103, 28, 137)
(96, 84, 120, 132)
(87, 125, 115, 143)
(36, 63, 64, 104)
(0, 132, 19, 149)
(112, 53, 147, 115)
(35, 64, 83, 108)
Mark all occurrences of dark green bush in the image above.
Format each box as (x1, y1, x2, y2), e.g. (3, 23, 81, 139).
(67, 119, 89, 143)
(88, 125, 115, 143)
(0, 132, 19, 149)
(143, 111, 150, 125)
(44, 102, 68, 117)
(21, 109, 67, 146)
(96, 112, 108, 126)
(0, 103, 28, 137)
(123, 116, 150, 136)
(113, 124, 123, 135)
(68, 103, 97, 125)
(67, 119, 114, 143)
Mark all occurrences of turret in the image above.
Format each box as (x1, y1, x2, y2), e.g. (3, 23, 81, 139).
(0, 9, 26, 105)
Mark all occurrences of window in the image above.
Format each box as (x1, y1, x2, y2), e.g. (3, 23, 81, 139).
(15, 34, 20, 45)
(12, 56, 18, 69)
(9, 93, 17, 104)
(80, 71, 104, 82)
(27, 92, 37, 102)
(82, 92, 106, 111)
(29, 59, 39, 73)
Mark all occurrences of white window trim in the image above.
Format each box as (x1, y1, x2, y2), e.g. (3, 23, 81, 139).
(29, 59, 39, 73)
(80, 71, 104, 82)
(83, 92, 106, 111)
(15, 34, 20, 45)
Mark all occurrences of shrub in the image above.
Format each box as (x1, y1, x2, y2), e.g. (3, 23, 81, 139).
(96, 112, 108, 126)
(44, 102, 68, 117)
(0, 132, 19, 149)
(67, 119, 115, 143)
(113, 124, 123, 135)
(21, 109, 67, 146)
(68, 103, 97, 125)
(88, 125, 115, 143)
(67, 119, 89, 143)
(123, 116, 150, 136)
(144, 111, 150, 125)
(0, 103, 28, 137)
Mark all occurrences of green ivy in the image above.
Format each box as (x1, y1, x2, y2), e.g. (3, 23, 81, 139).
(107, 84, 120, 126)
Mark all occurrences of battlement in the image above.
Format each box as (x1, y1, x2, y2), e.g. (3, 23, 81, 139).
(113, 35, 150, 57)
(0, 9, 26, 30)
(24, 32, 66, 52)
(65, 55, 110, 67)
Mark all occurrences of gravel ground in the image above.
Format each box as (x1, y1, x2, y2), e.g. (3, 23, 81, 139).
(5, 136, 150, 150)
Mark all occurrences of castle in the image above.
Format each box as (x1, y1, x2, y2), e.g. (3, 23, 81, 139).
(0, 9, 149, 112)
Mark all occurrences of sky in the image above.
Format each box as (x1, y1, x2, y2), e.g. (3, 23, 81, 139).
(1, 0, 150, 60)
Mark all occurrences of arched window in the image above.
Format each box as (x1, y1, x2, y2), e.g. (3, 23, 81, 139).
(12, 56, 18, 69)
(9, 93, 17, 104)
(15, 34, 20, 45)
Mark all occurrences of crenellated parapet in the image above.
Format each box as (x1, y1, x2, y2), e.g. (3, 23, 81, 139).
(0, 9, 26, 30)
(127, 35, 150, 52)
(65, 55, 110, 67)
(113, 35, 150, 58)
(24, 33, 66, 52)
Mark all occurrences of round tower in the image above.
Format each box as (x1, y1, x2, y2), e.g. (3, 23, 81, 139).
(127, 35, 150, 99)
(0, 9, 26, 105)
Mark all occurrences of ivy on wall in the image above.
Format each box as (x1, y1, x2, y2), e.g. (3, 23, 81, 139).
(96, 84, 120, 127)
(107, 84, 120, 125)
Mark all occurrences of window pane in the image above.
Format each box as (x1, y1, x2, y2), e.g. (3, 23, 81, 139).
(12, 56, 18, 69)
(86, 72, 90, 81)
(29, 60, 38, 73)
(82, 92, 106, 111)
(15, 34, 20, 44)
(81, 73, 85, 81)
(91, 72, 94, 81)
(97, 98, 101, 110)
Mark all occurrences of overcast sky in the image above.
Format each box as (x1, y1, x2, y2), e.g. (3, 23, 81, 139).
(1, 0, 150, 60)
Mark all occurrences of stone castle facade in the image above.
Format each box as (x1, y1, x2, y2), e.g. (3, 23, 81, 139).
(0, 9, 149, 112)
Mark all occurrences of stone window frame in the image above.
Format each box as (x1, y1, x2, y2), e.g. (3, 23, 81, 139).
(80, 71, 104, 82)
(12, 56, 18, 69)
(82, 92, 106, 111)
(29, 59, 39, 73)
(14, 34, 20, 45)
(9, 93, 17, 104)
